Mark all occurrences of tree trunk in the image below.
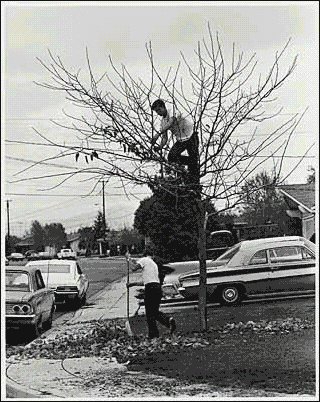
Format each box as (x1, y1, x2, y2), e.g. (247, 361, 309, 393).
(197, 197, 208, 332)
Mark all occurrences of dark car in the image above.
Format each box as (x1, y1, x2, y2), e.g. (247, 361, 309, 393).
(206, 230, 235, 260)
(25, 250, 40, 260)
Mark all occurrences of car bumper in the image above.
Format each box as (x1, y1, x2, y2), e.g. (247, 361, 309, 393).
(54, 290, 79, 304)
(178, 284, 219, 299)
(6, 314, 37, 328)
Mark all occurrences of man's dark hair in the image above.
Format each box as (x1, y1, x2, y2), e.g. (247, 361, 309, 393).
(151, 99, 165, 110)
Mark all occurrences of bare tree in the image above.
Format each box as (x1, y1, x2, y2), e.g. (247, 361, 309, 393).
(26, 25, 310, 331)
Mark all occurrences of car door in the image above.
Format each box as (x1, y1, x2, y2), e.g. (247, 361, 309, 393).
(245, 249, 272, 295)
(267, 245, 315, 293)
(76, 262, 88, 298)
(34, 270, 52, 320)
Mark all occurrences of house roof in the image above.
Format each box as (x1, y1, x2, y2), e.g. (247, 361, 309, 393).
(14, 236, 34, 247)
(67, 233, 80, 242)
(278, 183, 315, 213)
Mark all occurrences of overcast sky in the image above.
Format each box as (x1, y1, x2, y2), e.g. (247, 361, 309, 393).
(2, 1, 319, 238)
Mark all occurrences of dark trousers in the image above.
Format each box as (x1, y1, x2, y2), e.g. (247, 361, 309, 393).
(144, 282, 170, 338)
(168, 132, 199, 182)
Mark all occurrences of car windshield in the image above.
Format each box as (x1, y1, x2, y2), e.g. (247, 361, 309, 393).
(6, 271, 30, 291)
(215, 244, 241, 263)
(36, 264, 71, 273)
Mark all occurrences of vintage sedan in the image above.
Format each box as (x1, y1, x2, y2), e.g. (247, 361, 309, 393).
(162, 236, 315, 305)
(6, 265, 55, 336)
(26, 259, 89, 308)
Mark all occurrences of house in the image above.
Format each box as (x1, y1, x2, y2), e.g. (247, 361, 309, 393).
(278, 183, 315, 242)
(67, 232, 81, 253)
(14, 236, 34, 255)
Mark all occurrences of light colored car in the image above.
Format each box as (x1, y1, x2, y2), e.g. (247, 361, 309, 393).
(162, 236, 315, 305)
(57, 248, 77, 259)
(7, 252, 25, 261)
(6, 265, 55, 337)
(26, 259, 89, 308)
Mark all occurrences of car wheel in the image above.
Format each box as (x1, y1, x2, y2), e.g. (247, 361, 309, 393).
(220, 285, 241, 305)
(71, 296, 81, 310)
(43, 307, 54, 330)
(29, 319, 41, 338)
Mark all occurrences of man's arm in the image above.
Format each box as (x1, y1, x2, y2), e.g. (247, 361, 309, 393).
(151, 130, 168, 148)
(127, 260, 143, 287)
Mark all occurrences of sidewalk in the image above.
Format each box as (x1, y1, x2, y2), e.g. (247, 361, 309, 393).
(5, 273, 144, 399)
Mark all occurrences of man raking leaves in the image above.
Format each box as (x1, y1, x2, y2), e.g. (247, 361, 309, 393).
(126, 246, 176, 339)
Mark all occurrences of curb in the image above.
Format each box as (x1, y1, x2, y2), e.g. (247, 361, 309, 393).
(6, 378, 64, 399)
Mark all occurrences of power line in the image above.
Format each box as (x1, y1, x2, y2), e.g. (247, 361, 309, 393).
(5, 156, 79, 170)
(5, 192, 150, 197)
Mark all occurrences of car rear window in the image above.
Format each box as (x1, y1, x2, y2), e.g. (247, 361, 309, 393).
(215, 245, 240, 263)
(37, 264, 71, 273)
(6, 271, 30, 291)
(269, 246, 303, 263)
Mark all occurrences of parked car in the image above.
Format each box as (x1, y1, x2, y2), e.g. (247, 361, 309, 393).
(38, 251, 56, 259)
(26, 259, 89, 308)
(206, 230, 235, 260)
(7, 252, 25, 262)
(6, 265, 55, 336)
(25, 250, 40, 260)
(161, 236, 315, 305)
(57, 248, 77, 260)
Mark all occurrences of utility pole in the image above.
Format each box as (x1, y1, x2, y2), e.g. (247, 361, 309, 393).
(6, 199, 12, 238)
(102, 181, 106, 233)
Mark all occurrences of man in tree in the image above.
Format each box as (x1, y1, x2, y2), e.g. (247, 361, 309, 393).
(151, 99, 199, 185)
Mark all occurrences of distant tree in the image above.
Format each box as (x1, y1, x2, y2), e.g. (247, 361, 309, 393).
(78, 226, 95, 255)
(5, 234, 21, 255)
(30, 220, 46, 251)
(240, 171, 300, 236)
(44, 223, 67, 251)
(93, 211, 109, 240)
(307, 166, 315, 184)
(134, 183, 222, 261)
(120, 227, 144, 254)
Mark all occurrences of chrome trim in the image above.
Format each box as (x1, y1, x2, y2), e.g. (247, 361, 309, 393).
(6, 314, 36, 318)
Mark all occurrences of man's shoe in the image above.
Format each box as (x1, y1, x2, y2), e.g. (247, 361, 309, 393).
(169, 317, 176, 334)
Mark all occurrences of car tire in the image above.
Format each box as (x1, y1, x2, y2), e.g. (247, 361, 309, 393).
(29, 319, 41, 338)
(71, 296, 81, 310)
(220, 285, 242, 305)
(43, 307, 54, 330)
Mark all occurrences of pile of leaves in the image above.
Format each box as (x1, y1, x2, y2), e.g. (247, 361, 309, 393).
(6, 317, 314, 363)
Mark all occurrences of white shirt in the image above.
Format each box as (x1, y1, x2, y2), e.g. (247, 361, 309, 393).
(136, 256, 160, 285)
(161, 109, 193, 142)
